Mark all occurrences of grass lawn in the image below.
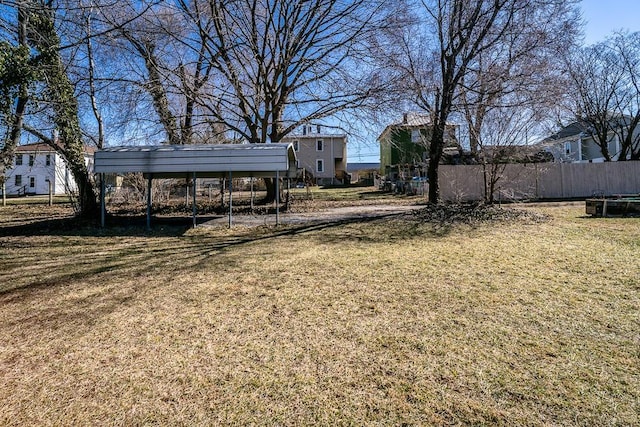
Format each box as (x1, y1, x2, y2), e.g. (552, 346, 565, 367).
(1, 194, 72, 206)
(0, 198, 638, 425)
(288, 185, 420, 203)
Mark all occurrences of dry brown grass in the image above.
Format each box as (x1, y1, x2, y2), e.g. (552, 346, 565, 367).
(287, 186, 424, 212)
(0, 199, 638, 425)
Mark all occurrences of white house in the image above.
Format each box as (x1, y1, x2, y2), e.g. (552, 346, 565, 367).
(1, 142, 95, 196)
(541, 120, 631, 163)
(280, 125, 348, 186)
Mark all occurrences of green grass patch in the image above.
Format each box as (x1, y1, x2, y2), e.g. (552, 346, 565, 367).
(0, 201, 638, 425)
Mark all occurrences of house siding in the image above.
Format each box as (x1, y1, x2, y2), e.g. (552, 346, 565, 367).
(380, 128, 430, 173)
(544, 121, 638, 163)
(282, 132, 347, 185)
(2, 144, 93, 196)
(582, 138, 603, 161)
(378, 114, 457, 179)
(5, 152, 58, 195)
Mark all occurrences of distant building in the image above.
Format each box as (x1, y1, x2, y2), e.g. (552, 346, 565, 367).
(378, 112, 457, 180)
(347, 162, 380, 185)
(1, 142, 95, 196)
(281, 125, 348, 186)
(541, 119, 632, 163)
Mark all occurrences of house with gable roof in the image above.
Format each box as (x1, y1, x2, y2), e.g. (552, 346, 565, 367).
(1, 142, 95, 196)
(541, 119, 635, 163)
(281, 124, 348, 186)
(378, 112, 458, 180)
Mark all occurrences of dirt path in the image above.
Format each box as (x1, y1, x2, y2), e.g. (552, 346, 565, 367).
(201, 204, 421, 227)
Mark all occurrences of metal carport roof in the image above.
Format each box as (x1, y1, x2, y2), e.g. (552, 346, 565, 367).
(94, 143, 297, 177)
(94, 143, 297, 228)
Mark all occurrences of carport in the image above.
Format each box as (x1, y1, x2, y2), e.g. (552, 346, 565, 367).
(94, 143, 297, 228)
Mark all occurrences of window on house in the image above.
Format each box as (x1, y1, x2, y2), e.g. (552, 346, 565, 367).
(15, 155, 23, 166)
(29, 177, 35, 188)
(564, 142, 572, 155)
(411, 129, 421, 143)
(46, 154, 51, 166)
(293, 140, 299, 151)
(316, 140, 323, 151)
(316, 159, 324, 173)
(29, 154, 34, 166)
(15, 175, 22, 186)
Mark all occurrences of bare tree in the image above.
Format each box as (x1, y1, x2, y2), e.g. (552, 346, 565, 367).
(0, 5, 30, 171)
(82, 7, 105, 149)
(91, 2, 219, 145)
(393, 0, 579, 203)
(171, 0, 400, 199)
(475, 107, 552, 202)
(1, 0, 98, 215)
(55, 0, 172, 147)
(566, 41, 624, 161)
(460, 4, 577, 154)
(179, 0, 396, 142)
(615, 33, 640, 160)
(567, 32, 640, 161)
(453, 1, 578, 202)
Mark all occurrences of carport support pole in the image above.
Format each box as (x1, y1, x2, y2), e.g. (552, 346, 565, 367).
(185, 175, 189, 206)
(146, 175, 152, 231)
(250, 177, 254, 211)
(276, 171, 280, 225)
(100, 173, 105, 228)
(228, 171, 233, 228)
(192, 172, 197, 228)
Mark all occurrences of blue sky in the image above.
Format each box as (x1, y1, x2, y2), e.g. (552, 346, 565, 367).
(349, 0, 640, 163)
(581, 0, 640, 44)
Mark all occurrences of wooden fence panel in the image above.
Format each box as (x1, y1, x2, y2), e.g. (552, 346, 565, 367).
(439, 162, 640, 201)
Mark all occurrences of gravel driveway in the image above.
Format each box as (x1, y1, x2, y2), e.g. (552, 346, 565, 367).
(201, 204, 421, 227)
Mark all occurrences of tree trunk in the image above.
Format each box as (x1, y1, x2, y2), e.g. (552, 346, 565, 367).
(33, 2, 98, 217)
(1, 7, 29, 171)
(143, 45, 180, 145)
(427, 119, 447, 203)
(264, 177, 276, 203)
(51, 77, 98, 217)
(2, 96, 27, 170)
